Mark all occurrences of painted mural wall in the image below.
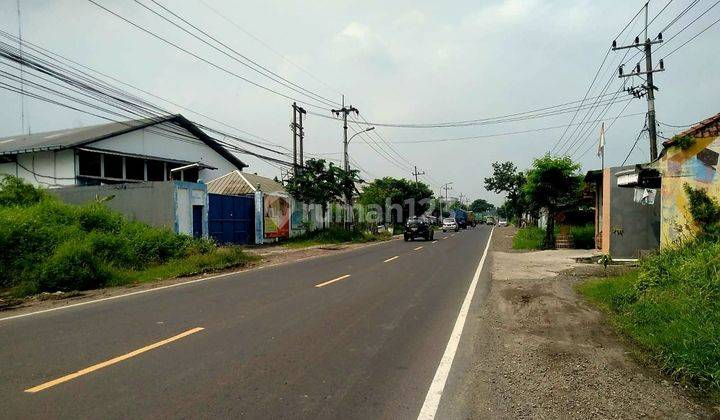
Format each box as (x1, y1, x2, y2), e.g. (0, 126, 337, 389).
(659, 135, 720, 246)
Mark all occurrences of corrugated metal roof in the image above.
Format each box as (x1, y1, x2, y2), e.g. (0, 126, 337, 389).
(0, 114, 247, 171)
(0, 116, 171, 155)
(206, 171, 286, 195)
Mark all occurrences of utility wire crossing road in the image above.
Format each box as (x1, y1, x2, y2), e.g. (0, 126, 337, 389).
(0, 227, 494, 419)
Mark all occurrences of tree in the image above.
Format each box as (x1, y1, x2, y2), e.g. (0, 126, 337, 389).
(284, 159, 360, 228)
(484, 161, 526, 223)
(523, 154, 582, 249)
(358, 177, 434, 226)
(469, 198, 494, 214)
(496, 200, 513, 220)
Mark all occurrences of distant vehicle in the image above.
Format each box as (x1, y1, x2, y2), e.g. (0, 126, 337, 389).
(497, 220, 508, 227)
(453, 209, 469, 229)
(442, 217, 459, 232)
(485, 216, 496, 225)
(468, 211, 477, 228)
(404, 217, 434, 241)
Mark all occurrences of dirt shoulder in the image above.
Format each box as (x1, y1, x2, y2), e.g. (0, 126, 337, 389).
(465, 227, 716, 418)
(0, 237, 398, 318)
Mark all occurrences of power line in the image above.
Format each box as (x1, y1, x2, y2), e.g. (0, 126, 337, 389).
(195, 0, 344, 97)
(0, 29, 287, 150)
(307, 90, 627, 129)
(135, 0, 340, 108)
(84, 0, 334, 111)
(353, 110, 645, 145)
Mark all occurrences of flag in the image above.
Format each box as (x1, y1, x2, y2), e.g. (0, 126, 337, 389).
(597, 122, 605, 157)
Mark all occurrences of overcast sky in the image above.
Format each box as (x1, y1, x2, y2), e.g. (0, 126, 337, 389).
(1, 0, 718, 204)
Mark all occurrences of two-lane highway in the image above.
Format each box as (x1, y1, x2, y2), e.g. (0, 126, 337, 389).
(0, 226, 494, 419)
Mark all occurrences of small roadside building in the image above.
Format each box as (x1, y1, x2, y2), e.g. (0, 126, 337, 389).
(0, 115, 248, 238)
(207, 171, 321, 244)
(633, 112, 720, 246)
(584, 165, 661, 259)
(0, 114, 246, 187)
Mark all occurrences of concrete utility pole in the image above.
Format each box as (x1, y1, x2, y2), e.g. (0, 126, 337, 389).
(613, 3, 665, 160)
(332, 96, 359, 172)
(412, 166, 425, 184)
(441, 182, 453, 219)
(291, 102, 306, 174)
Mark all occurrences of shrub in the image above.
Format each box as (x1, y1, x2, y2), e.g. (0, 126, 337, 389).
(570, 224, 595, 249)
(579, 238, 720, 400)
(36, 239, 112, 293)
(0, 178, 248, 297)
(684, 183, 720, 238)
(0, 175, 48, 206)
(512, 227, 546, 250)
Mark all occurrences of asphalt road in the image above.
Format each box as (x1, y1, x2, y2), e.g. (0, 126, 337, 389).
(0, 226, 494, 419)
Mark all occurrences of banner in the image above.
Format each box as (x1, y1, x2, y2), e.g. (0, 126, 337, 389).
(254, 191, 264, 244)
(263, 194, 290, 238)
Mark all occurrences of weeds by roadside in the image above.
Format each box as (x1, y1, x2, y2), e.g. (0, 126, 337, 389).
(0, 176, 254, 299)
(577, 239, 720, 403)
(282, 226, 391, 249)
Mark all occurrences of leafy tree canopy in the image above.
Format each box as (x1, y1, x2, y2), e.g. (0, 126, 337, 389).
(469, 198, 494, 214)
(358, 177, 434, 224)
(484, 161, 527, 222)
(523, 154, 582, 248)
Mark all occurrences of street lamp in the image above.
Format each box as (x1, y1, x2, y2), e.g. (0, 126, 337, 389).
(345, 126, 375, 171)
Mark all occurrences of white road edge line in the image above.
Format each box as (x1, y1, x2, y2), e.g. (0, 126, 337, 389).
(383, 256, 399, 263)
(0, 270, 248, 323)
(417, 227, 494, 420)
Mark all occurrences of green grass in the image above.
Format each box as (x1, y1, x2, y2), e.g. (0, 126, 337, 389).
(283, 226, 391, 249)
(109, 246, 258, 286)
(0, 175, 256, 298)
(512, 227, 546, 250)
(570, 224, 595, 249)
(577, 239, 720, 402)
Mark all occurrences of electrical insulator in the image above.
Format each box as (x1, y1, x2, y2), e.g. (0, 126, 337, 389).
(612, 40, 617, 49)
(634, 36, 640, 44)
(659, 59, 664, 70)
(635, 64, 641, 74)
(618, 66, 624, 76)
(657, 32, 663, 41)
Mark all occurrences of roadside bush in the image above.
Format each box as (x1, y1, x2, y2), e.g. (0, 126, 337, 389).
(570, 224, 595, 249)
(0, 177, 252, 297)
(512, 227, 545, 250)
(578, 238, 720, 401)
(0, 175, 48, 206)
(36, 239, 112, 293)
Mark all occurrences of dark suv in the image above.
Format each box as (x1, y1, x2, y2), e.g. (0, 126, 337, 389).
(404, 217, 434, 241)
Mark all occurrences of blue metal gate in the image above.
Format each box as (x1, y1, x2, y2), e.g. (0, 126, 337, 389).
(208, 194, 255, 245)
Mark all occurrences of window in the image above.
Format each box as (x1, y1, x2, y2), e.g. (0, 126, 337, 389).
(104, 154, 123, 179)
(167, 163, 182, 181)
(78, 151, 101, 176)
(147, 160, 165, 181)
(126, 157, 145, 180)
(183, 167, 199, 183)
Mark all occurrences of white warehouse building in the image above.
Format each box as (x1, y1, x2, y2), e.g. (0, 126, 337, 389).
(0, 114, 247, 187)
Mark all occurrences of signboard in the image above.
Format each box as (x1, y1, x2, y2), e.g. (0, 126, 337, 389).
(263, 194, 290, 238)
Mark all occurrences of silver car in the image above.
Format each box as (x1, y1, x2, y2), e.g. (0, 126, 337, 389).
(497, 220, 508, 227)
(442, 218, 459, 232)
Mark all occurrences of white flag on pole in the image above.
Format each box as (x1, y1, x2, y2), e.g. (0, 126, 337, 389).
(597, 122, 605, 157)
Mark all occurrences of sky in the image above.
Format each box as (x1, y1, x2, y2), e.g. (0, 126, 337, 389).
(1, 0, 718, 205)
